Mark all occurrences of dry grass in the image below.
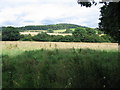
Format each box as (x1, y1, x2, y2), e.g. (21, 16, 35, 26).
(1, 41, 118, 51)
(23, 30, 47, 32)
(1, 41, 118, 56)
(47, 33, 72, 36)
(20, 32, 40, 36)
(20, 32, 72, 36)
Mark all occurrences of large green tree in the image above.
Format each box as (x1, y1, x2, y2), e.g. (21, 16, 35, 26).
(2, 26, 21, 41)
(99, 2, 120, 42)
(77, 0, 120, 43)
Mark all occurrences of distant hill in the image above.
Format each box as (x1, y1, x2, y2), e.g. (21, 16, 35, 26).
(17, 23, 87, 30)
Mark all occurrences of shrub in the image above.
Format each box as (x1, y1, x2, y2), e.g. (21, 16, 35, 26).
(32, 32, 49, 41)
(20, 34, 33, 41)
(47, 29, 54, 33)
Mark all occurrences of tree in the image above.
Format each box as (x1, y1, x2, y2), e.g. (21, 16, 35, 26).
(77, 0, 97, 7)
(86, 28, 96, 35)
(32, 32, 49, 41)
(2, 26, 21, 41)
(47, 29, 54, 33)
(64, 28, 73, 33)
(72, 27, 88, 42)
(77, 0, 120, 43)
(20, 34, 33, 41)
(72, 27, 113, 42)
(99, 2, 120, 42)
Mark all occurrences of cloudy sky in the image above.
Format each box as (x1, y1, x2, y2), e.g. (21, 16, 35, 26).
(0, 0, 103, 28)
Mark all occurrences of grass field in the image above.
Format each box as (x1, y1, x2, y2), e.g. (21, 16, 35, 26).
(20, 29, 75, 36)
(2, 41, 119, 88)
(53, 28, 75, 33)
(20, 32, 40, 36)
(22, 30, 47, 32)
(53, 29, 66, 33)
(21, 28, 75, 33)
(20, 31, 72, 36)
(1, 41, 118, 56)
(2, 48, 120, 88)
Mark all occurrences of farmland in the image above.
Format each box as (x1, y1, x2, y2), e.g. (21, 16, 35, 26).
(20, 32, 72, 36)
(20, 29, 74, 36)
(2, 41, 120, 88)
(1, 24, 120, 88)
(1, 41, 118, 56)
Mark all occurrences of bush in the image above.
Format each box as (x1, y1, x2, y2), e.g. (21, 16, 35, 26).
(20, 34, 33, 41)
(47, 29, 54, 33)
(32, 32, 50, 41)
(63, 28, 73, 33)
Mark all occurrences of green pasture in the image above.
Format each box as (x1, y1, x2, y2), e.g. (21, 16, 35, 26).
(2, 48, 120, 88)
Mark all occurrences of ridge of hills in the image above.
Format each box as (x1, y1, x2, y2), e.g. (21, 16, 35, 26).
(1, 23, 89, 31)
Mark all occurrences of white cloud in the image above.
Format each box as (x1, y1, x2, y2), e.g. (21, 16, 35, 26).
(0, 0, 102, 28)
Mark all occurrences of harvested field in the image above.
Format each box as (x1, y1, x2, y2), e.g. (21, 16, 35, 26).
(20, 32, 72, 36)
(47, 33, 72, 36)
(1, 41, 118, 51)
(20, 32, 40, 36)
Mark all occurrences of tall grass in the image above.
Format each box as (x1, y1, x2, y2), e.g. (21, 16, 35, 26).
(2, 49, 120, 88)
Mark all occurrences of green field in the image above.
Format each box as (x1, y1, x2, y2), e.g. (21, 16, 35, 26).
(22, 30, 47, 32)
(2, 41, 119, 88)
(2, 41, 118, 56)
(2, 48, 120, 88)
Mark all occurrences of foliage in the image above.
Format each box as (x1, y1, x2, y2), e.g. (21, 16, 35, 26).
(17, 23, 82, 30)
(72, 27, 113, 42)
(99, 2, 120, 42)
(2, 26, 115, 42)
(47, 29, 54, 33)
(2, 27, 21, 41)
(2, 49, 120, 88)
(20, 34, 33, 41)
(63, 28, 73, 33)
(77, 1, 120, 42)
(32, 32, 50, 41)
(22, 27, 114, 42)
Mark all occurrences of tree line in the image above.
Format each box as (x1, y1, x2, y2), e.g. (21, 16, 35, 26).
(15, 23, 83, 30)
(2, 26, 115, 42)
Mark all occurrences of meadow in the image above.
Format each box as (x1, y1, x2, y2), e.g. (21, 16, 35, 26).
(1, 41, 118, 56)
(1, 41, 119, 88)
(20, 29, 75, 33)
(20, 29, 74, 36)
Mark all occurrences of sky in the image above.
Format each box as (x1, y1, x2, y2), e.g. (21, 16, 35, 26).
(0, 0, 103, 28)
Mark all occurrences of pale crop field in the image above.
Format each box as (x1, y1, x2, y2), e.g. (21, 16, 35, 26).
(20, 29, 74, 36)
(53, 29, 66, 33)
(47, 33, 72, 36)
(22, 29, 67, 33)
(53, 28, 75, 33)
(20, 32, 40, 36)
(1, 41, 118, 56)
(20, 32, 72, 36)
(23, 30, 47, 32)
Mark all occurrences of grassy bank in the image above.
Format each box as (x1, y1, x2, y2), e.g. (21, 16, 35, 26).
(2, 48, 120, 88)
